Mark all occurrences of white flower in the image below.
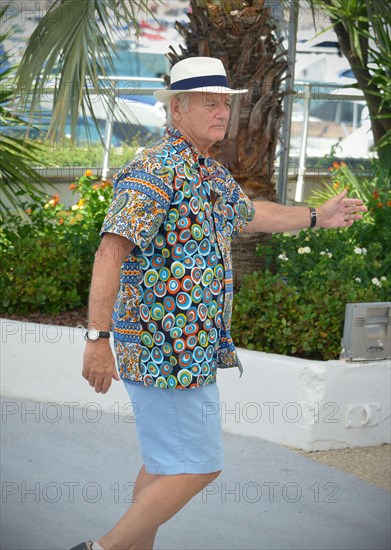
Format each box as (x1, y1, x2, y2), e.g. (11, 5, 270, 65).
(371, 278, 381, 287)
(71, 204, 79, 211)
(99, 195, 105, 202)
(354, 246, 367, 255)
(320, 251, 333, 258)
(381, 276, 387, 281)
(355, 277, 361, 283)
(298, 246, 311, 254)
(278, 253, 289, 261)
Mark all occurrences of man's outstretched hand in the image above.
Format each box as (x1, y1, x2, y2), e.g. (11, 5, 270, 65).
(318, 189, 367, 229)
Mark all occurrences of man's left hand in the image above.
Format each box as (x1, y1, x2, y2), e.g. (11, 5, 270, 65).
(318, 189, 368, 229)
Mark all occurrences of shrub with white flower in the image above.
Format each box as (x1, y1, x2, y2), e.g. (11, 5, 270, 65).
(245, 194, 391, 362)
(354, 246, 367, 255)
(372, 276, 387, 287)
(278, 253, 289, 261)
(257, 220, 390, 311)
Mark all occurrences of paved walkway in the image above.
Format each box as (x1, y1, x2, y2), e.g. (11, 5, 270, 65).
(1, 320, 390, 549)
(1, 395, 390, 550)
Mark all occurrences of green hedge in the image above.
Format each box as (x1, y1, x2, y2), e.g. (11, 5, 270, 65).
(231, 162, 390, 360)
(0, 172, 113, 314)
(1, 161, 390, 361)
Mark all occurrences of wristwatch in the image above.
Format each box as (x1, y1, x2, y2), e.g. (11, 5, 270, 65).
(84, 328, 111, 341)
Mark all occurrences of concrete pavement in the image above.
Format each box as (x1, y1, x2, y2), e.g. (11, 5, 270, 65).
(1, 395, 390, 550)
(1, 319, 390, 549)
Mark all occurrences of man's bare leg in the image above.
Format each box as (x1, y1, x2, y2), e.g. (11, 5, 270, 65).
(97, 469, 221, 550)
(130, 465, 159, 550)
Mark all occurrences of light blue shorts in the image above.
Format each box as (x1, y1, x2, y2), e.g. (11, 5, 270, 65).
(123, 381, 224, 475)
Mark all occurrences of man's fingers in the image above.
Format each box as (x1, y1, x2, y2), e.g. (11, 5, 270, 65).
(92, 376, 108, 393)
(95, 380, 104, 393)
(100, 379, 112, 394)
(87, 371, 116, 393)
(85, 374, 112, 393)
(336, 188, 348, 199)
(344, 199, 365, 207)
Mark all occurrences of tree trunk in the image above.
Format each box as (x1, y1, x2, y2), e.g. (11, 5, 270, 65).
(168, 0, 288, 283)
(231, 231, 270, 288)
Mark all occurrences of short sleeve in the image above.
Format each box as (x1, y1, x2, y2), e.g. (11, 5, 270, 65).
(218, 170, 255, 239)
(229, 183, 255, 239)
(100, 164, 173, 251)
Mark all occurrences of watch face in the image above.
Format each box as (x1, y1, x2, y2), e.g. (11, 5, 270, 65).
(88, 328, 100, 340)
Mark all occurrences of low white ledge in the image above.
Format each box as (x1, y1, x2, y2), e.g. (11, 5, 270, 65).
(218, 348, 391, 451)
(1, 320, 390, 451)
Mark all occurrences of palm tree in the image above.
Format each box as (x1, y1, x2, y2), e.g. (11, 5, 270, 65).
(312, 0, 391, 173)
(168, 0, 288, 284)
(2, 0, 157, 215)
(15, 0, 156, 144)
(13, 0, 288, 283)
(0, 6, 47, 218)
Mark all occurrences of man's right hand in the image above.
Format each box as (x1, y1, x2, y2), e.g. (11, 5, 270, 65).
(82, 340, 120, 394)
(82, 233, 135, 394)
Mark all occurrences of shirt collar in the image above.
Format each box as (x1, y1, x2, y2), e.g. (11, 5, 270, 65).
(165, 127, 212, 169)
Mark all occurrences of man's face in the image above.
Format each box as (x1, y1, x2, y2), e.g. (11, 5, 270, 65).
(171, 92, 232, 154)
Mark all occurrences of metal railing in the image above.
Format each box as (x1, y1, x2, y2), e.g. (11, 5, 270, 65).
(96, 78, 367, 199)
(20, 75, 166, 178)
(290, 81, 365, 202)
(17, 76, 367, 201)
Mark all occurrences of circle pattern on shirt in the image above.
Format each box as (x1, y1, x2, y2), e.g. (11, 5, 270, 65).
(139, 214, 223, 388)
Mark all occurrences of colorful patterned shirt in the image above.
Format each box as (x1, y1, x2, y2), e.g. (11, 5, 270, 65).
(101, 127, 255, 389)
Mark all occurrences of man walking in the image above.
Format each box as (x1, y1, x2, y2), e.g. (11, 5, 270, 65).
(71, 57, 366, 550)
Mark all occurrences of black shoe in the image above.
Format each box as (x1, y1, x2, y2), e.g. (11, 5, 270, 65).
(69, 542, 94, 550)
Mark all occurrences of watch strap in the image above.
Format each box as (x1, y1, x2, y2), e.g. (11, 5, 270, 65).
(84, 330, 111, 341)
(309, 207, 317, 229)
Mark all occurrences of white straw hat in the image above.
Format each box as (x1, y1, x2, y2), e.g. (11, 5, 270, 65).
(154, 57, 248, 103)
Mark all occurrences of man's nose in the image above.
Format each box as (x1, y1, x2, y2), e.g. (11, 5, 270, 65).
(217, 102, 230, 118)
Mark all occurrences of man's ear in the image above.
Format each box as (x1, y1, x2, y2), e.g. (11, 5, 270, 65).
(170, 97, 182, 122)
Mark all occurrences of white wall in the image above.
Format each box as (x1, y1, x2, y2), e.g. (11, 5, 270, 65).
(217, 348, 390, 450)
(1, 320, 390, 451)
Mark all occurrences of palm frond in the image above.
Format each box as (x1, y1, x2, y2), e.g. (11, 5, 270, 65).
(15, 0, 161, 144)
(0, 5, 48, 218)
(0, 134, 47, 218)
